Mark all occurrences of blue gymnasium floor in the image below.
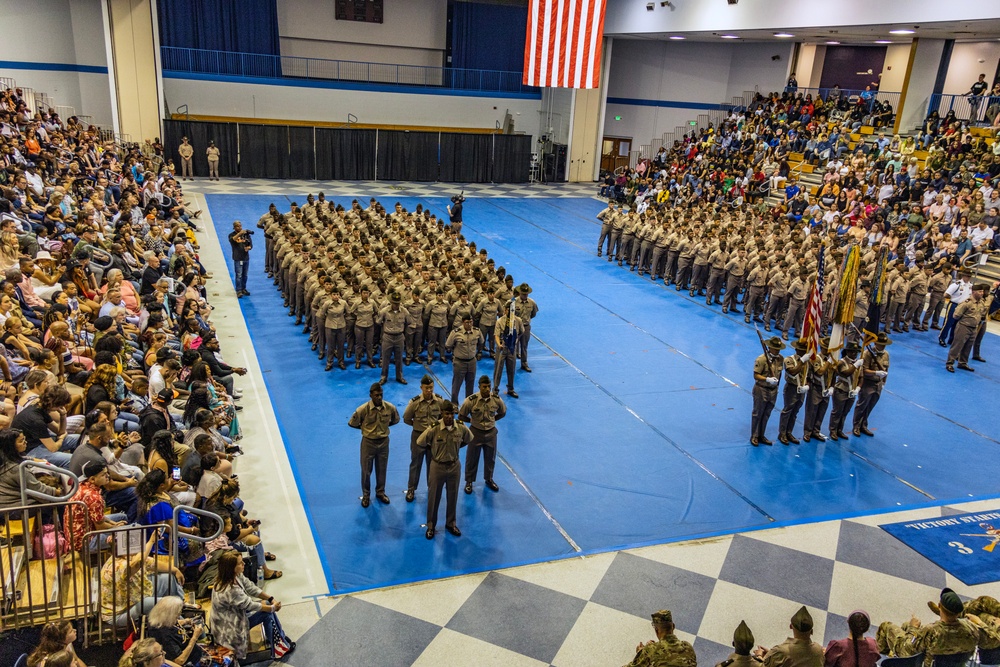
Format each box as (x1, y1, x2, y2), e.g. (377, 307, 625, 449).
(206, 193, 1000, 595)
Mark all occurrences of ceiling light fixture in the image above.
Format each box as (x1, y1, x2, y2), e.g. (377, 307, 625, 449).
(889, 29, 915, 35)
(874, 40, 892, 44)
(669, 35, 686, 40)
(826, 41, 841, 45)
(721, 34, 739, 39)
(774, 33, 794, 38)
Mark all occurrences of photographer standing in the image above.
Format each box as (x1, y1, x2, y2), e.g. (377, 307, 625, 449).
(228, 220, 252, 298)
(447, 193, 464, 236)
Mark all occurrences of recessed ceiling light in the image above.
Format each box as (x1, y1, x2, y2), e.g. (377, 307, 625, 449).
(889, 29, 915, 35)
(826, 41, 841, 45)
(874, 40, 892, 44)
(774, 33, 794, 38)
(721, 34, 739, 39)
(669, 35, 686, 40)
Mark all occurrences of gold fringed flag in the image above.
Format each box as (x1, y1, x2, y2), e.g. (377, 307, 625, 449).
(834, 243, 861, 325)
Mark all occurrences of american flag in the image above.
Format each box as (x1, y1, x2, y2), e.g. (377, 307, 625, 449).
(801, 245, 825, 358)
(523, 0, 607, 89)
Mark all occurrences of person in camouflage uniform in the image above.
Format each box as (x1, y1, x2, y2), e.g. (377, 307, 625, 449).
(877, 588, 992, 666)
(960, 595, 1000, 649)
(624, 609, 697, 667)
(716, 620, 762, 667)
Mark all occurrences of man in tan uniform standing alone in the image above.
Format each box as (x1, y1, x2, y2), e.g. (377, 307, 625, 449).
(178, 137, 194, 180)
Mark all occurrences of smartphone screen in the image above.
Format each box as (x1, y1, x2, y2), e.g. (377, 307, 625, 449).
(172, 466, 181, 481)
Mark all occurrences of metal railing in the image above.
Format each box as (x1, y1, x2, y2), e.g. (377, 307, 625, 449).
(789, 87, 901, 114)
(928, 93, 1000, 126)
(170, 505, 223, 568)
(1, 499, 91, 633)
(161, 46, 539, 95)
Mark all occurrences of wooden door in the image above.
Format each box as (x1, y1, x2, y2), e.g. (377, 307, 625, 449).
(601, 136, 632, 173)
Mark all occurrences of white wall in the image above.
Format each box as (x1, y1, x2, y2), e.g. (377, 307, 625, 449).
(277, 0, 447, 68)
(603, 39, 791, 153)
(163, 77, 541, 140)
(0, 0, 112, 125)
(879, 43, 911, 93)
(605, 0, 1000, 36)
(942, 41, 1000, 94)
(899, 39, 947, 131)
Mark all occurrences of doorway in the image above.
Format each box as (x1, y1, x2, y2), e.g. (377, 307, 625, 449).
(601, 136, 632, 173)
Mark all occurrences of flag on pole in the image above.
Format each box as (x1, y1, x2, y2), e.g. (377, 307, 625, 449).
(523, 0, 608, 89)
(829, 242, 861, 354)
(862, 246, 890, 347)
(801, 244, 826, 358)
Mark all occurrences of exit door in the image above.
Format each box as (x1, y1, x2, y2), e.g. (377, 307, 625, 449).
(601, 136, 631, 173)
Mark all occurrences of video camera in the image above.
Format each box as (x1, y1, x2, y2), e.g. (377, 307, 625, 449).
(451, 193, 465, 204)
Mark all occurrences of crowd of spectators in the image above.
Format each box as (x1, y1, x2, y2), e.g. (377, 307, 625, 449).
(626, 589, 1000, 667)
(595, 88, 1000, 349)
(0, 85, 292, 664)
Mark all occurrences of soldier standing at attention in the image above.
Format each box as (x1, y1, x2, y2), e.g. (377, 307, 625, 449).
(348, 383, 400, 508)
(420, 401, 472, 539)
(177, 136, 194, 180)
(722, 247, 748, 314)
(446, 313, 483, 406)
(352, 287, 377, 369)
(922, 264, 951, 330)
(494, 303, 524, 398)
(474, 288, 500, 360)
(596, 201, 616, 257)
(623, 610, 696, 667)
(946, 283, 988, 373)
(751, 336, 785, 446)
(705, 241, 730, 306)
(754, 607, 823, 667)
(609, 205, 627, 262)
(378, 292, 411, 385)
(715, 621, 759, 667)
(778, 339, 810, 445)
(782, 269, 810, 341)
(852, 332, 891, 437)
(763, 262, 789, 332)
(402, 375, 444, 503)
(802, 338, 835, 443)
(743, 258, 769, 324)
(514, 283, 538, 373)
(206, 140, 220, 181)
(322, 286, 348, 371)
(459, 375, 506, 495)
(828, 342, 863, 440)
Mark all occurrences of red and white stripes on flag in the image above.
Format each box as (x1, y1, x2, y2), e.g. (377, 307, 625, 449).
(523, 0, 607, 89)
(801, 246, 826, 358)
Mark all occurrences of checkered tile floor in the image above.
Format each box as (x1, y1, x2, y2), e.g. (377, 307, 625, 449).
(181, 178, 599, 198)
(270, 499, 1000, 667)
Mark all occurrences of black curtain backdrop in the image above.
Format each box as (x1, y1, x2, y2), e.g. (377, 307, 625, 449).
(162, 120, 238, 177)
(493, 134, 532, 183)
(288, 126, 316, 180)
(239, 124, 290, 179)
(440, 133, 493, 182)
(376, 131, 440, 181)
(161, 121, 529, 182)
(315, 129, 377, 180)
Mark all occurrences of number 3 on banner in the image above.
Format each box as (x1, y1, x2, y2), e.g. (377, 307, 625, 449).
(948, 541, 974, 555)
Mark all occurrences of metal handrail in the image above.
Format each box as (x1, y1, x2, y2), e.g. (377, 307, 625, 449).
(19, 460, 79, 506)
(928, 92, 1000, 125)
(1, 500, 91, 632)
(160, 45, 539, 95)
(170, 505, 223, 567)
